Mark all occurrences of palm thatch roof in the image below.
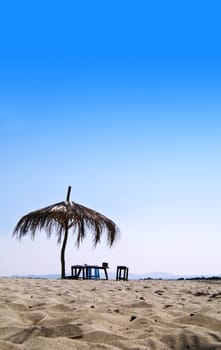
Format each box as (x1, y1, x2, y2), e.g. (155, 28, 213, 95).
(13, 200, 119, 247)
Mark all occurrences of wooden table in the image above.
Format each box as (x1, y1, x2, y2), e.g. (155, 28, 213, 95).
(71, 265, 109, 280)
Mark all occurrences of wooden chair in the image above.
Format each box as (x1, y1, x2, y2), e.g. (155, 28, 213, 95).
(116, 266, 129, 281)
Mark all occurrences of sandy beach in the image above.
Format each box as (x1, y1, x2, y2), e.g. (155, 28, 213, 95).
(0, 278, 221, 349)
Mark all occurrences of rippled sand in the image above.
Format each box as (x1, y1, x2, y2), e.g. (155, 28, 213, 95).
(0, 278, 221, 349)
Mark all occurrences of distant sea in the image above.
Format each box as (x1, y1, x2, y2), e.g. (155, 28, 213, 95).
(7, 272, 221, 280)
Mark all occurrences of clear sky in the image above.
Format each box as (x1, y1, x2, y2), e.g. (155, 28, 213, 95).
(1, 1, 221, 277)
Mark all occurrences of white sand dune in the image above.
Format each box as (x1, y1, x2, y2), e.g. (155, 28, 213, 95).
(0, 278, 221, 349)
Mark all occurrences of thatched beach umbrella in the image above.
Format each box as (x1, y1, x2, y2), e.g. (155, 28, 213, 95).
(13, 186, 119, 278)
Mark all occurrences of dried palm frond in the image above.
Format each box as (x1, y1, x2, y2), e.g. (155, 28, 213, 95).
(13, 200, 119, 247)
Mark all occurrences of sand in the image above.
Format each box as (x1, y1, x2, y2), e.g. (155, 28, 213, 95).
(0, 278, 221, 349)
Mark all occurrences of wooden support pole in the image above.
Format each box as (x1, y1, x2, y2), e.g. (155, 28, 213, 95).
(66, 186, 71, 202)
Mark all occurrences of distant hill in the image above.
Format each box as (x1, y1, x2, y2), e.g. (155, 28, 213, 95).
(126, 272, 221, 280)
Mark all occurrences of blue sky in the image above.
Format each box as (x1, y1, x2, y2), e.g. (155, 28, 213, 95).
(1, 1, 221, 277)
